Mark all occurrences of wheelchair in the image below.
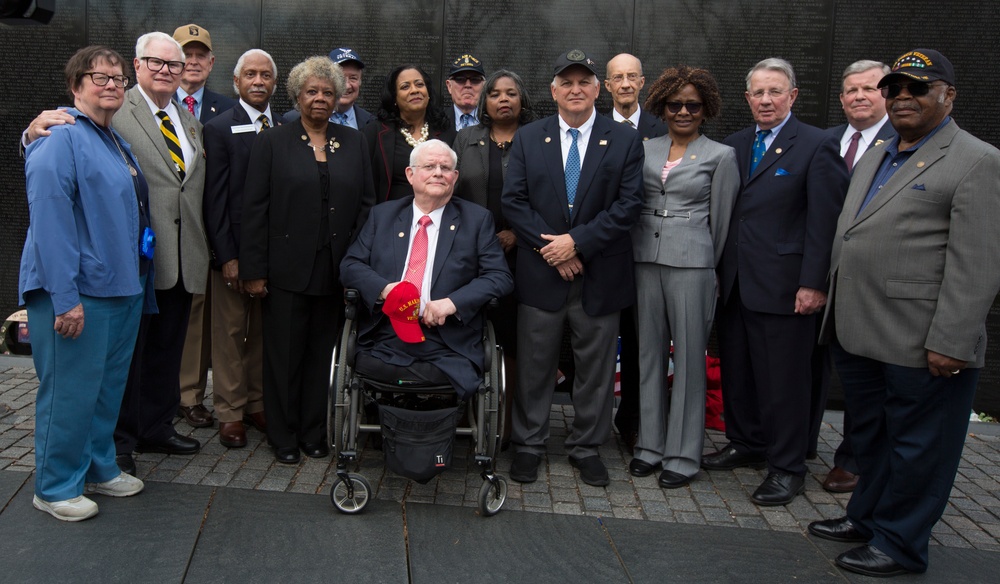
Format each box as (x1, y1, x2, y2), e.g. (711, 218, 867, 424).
(327, 289, 508, 516)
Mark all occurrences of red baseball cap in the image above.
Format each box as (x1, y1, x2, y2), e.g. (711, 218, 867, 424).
(382, 281, 424, 343)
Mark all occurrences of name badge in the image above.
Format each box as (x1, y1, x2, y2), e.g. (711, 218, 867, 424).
(231, 124, 256, 134)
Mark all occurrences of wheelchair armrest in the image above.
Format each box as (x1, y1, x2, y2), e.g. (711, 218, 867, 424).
(344, 288, 359, 321)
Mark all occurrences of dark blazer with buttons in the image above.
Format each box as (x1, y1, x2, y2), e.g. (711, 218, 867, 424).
(719, 113, 849, 314)
(203, 104, 279, 270)
(240, 118, 376, 291)
(501, 112, 644, 316)
(363, 120, 458, 203)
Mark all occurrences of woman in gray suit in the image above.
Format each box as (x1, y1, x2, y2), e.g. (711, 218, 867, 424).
(629, 66, 739, 488)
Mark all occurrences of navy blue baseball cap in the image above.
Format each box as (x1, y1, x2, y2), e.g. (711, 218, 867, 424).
(329, 47, 364, 69)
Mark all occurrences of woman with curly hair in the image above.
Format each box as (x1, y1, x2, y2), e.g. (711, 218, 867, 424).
(364, 64, 457, 202)
(628, 65, 739, 489)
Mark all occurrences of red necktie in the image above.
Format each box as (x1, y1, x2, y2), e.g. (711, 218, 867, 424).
(405, 216, 432, 293)
(844, 131, 862, 173)
(183, 95, 196, 115)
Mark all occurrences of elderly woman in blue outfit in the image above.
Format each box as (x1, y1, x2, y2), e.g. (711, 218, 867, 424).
(19, 46, 156, 522)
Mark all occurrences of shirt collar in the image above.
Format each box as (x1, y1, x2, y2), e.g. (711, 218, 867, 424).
(239, 98, 272, 124)
(176, 86, 205, 104)
(136, 84, 179, 116)
(611, 105, 641, 127)
(558, 108, 597, 135)
(756, 112, 792, 138)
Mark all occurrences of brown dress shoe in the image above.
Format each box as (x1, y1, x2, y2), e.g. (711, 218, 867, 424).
(243, 411, 267, 433)
(219, 421, 247, 448)
(177, 405, 214, 428)
(822, 466, 859, 493)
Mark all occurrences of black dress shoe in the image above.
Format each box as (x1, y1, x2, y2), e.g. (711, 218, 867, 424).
(835, 545, 909, 577)
(701, 445, 767, 470)
(808, 517, 868, 543)
(299, 441, 329, 458)
(509, 452, 540, 483)
(116, 453, 136, 476)
(751, 472, 805, 506)
(658, 469, 694, 489)
(275, 447, 300, 464)
(628, 458, 659, 477)
(135, 434, 201, 455)
(569, 455, 610, 487)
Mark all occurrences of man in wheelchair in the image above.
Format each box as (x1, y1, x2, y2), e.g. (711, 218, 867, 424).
(340, 140, 513, 398)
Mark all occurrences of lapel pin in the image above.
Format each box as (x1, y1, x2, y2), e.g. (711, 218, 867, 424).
(450, 225, 455, 230)
(916, 161, 925, 168)
(690, 154, 696, 160)
(599, 139, 608, 146)
(211, 106, 216, 113)
(301, 135, 307, 141)
(643, 137, 650, 141)
(479, 140, 485, 146)
(775, 148, 783, 154)
(545, 137, 552, 143)
(875, 139, 884, 146)
(398, 232, 405, 238)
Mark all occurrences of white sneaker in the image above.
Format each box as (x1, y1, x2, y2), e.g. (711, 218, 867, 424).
(33, 495, 98, 522)
(85, 472, 145, 497)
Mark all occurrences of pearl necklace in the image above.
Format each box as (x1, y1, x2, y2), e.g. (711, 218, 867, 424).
(400, 123, 429, 148)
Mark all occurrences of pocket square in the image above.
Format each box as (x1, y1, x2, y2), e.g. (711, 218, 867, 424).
(912, 184, 926, 190)
(775, 168, 791, 176)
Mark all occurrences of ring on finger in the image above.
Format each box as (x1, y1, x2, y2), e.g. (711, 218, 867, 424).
(951, 369, 960, 374)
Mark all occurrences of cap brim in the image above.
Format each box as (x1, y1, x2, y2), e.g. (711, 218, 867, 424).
(554, 63, 599, 77)
(878, 71, 938, 87)
(389, 319, 425, 343)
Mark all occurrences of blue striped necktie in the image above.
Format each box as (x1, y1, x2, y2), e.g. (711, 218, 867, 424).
(565, 128, 581, 215)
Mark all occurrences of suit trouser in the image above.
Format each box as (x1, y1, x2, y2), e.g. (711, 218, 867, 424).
(179, 280, 212, 408)
(28, 290, 143, 501)
(115, 282, 192, 453)
(613, 304, 640, 434)
(511, 279, 618, 459)
(209, 270, 264, 423)
(809, 339, 858, 473)
(633, 264, 715, 477)
(831, 339, 977, 573)
(261, 286, 337, 448)
(717, 283, 815, 476)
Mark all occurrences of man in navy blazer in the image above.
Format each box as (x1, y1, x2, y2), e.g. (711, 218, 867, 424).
(502, 50, 643, 487)
(602, 52, 666, 453)
(201, 49, 279, 448)
(340, 140, 512, 397)
(812, 59, 897, 495)
(703, 58, 849, 506)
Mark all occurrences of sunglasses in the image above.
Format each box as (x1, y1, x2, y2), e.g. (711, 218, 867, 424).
(665, 101, 702, 115)
(880, 80, 946, 99)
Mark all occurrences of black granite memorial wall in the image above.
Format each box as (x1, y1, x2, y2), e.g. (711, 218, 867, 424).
(1, 0, 998, 413)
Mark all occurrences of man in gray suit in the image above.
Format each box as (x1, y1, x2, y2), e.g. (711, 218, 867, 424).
(22, 33, 209, 474)
(808, 49, 1000, 578)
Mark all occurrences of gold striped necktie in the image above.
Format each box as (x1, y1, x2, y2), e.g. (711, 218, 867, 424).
(258, 114, 270, 130)
(156, 110, 186, 180)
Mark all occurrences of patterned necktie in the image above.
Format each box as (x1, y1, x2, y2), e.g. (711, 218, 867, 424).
(844, 131, 862, 173)
(460, 113, 475, 129)
(258, 114, 270, 131)
(156, 110, 186, 180)
(405, 215, 433, 293)
(565, 128, 581, 215)
(331, 111, 349, 126)
(621, 119, 635, 128)
(749, 129, 771, 177)
(183, 95, 196, 115)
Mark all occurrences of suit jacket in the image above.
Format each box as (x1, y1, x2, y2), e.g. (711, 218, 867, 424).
(198, 89, 237, 123)
(240, 118, 376, 291)
(501, 112, 644, 316)
(203, 104, 281, 269)
(827, 120, 897, 172)
(114, 86, 209, 293)
(363, 120, 458, 203)
(603, 108, 667, 141)
(281, 104, 375, 131)
(823, 120, 1000, 368)
(719, 114, 849, 314)
(633, 133, 739, 268)
(339, 196, 513, 369)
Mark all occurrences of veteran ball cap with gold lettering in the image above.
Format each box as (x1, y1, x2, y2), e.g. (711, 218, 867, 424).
(382, 281, 425, 343)
(553, 49, 600, 77)
(449, 53, 485, 77)
(329, 47, 364, 69)
(877, 49, 955, 88)
(173, 24, 213, 51)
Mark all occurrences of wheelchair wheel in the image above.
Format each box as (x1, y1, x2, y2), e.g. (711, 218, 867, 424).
(329, 326, 351, 457)
(484, 328, 505, 460)
(478, 476, 507, 516)
(330, 474, 371, 514)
